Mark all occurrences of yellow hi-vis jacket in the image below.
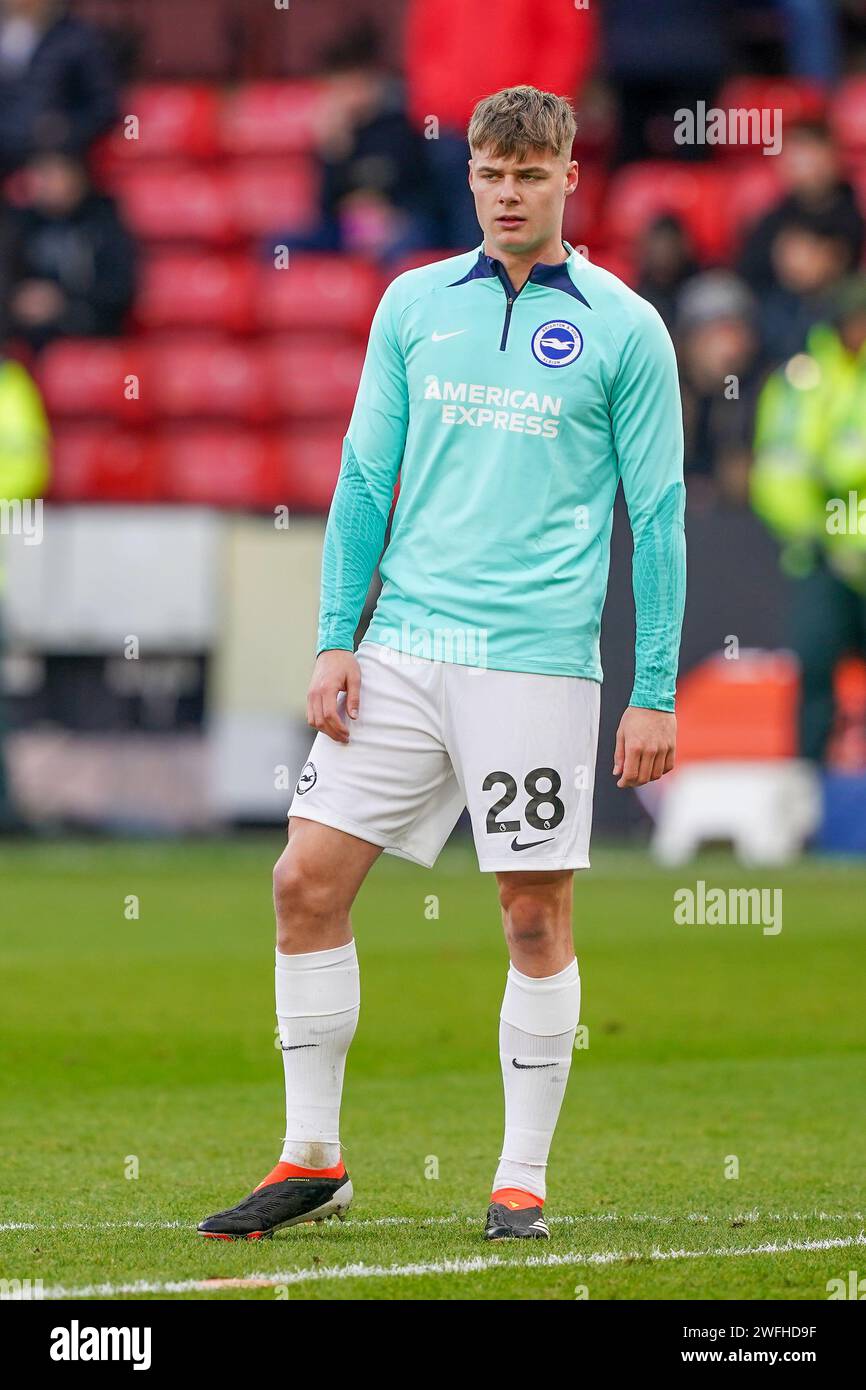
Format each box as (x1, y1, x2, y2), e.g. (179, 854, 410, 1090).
(751, 322, 866, 591)
(0, 357, 51, 595)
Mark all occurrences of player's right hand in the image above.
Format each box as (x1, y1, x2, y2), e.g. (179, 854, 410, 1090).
(307, 650, 361, 744)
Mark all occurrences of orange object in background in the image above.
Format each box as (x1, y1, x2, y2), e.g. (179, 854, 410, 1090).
(674, 651, 799, 764)
(675, 651, 866, 772)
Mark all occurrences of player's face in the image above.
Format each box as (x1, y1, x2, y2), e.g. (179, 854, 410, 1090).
(468, 146, 578, 258)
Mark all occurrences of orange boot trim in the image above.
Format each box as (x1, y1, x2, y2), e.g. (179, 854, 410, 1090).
(491, 1186, 544, 1209)
(255, 1159, 345, 1190)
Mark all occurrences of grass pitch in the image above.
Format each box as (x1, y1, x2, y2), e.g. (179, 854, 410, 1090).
(1, 836, 864, 1301)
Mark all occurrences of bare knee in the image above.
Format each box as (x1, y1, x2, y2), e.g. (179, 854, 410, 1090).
(500, 891, 558, 951)
(497, 874, 573, 960)
(273, 849, 344, 951)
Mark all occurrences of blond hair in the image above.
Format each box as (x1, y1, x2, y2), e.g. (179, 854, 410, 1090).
(467, 86, 576, 162)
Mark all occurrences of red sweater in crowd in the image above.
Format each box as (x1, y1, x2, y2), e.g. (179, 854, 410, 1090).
(405, 0, 598, 134)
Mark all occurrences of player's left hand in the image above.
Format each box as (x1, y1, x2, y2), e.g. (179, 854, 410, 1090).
(613, 707, 676, 788)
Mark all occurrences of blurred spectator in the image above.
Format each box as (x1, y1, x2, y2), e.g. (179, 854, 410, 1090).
(0, 349, 49, 830)
(737, 120, 864, 294)
(5, 149, 135, 351)
(751, 275, 866, 760)
(0, 0, 118, 174)
(758, 208, 854, 364)
(273, 23, 436, 264)
(405, 0, 597, 247)
(675, 271, 762, 506)
(600, 0, 731, 163)
(635, 214, 699, 330)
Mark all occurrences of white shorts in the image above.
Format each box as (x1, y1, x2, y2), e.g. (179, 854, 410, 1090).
(288, 641, 600, 872)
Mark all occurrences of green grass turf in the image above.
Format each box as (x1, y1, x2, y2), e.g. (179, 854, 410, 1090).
(1, 836, 864, 1301)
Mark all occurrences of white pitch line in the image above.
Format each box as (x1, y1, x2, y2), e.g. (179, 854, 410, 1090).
(581, 1232, 866, 1266)
(1, 1210, 863, 1234)
(0, 1221, 189, 1232)
(17, 1232, 866, 1300)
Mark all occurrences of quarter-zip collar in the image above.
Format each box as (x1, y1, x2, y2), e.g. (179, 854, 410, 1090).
(448, 240, 592, 349)
(450, 240, 592, 347)
(449, 240, 592, 308)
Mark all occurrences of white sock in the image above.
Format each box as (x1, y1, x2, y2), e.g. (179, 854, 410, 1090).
(492, 958, 580, 1203)
(275, 939, 359, 1170)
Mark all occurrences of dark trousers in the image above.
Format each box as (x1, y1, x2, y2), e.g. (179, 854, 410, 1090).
(790, 564, 866, 761)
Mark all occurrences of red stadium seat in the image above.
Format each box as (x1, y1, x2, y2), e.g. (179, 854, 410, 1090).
(264, 337, 365, 419)
(277, 427, 344, 511)
(136, 254, 256, 333)
(715, 77, 826, 146)
(230, 157, 319, 239)
(112, 165, 235, 245)
(100, 84, 220, 161)
(159, 427, 345, 509)
(50, 427, 160, 501)
(36, 340, 150, 423)
(603, 162, 730, 262)
(111, 159, 320, 246)
(159, 428, 280, 505)
(257, 255, 382, 335)
(831, 78, 866, 152)
(149, 339, 270, 421)
(220, 82, 324, 155)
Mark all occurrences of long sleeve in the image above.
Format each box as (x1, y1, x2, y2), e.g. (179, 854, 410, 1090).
(609, 299, 686, 712)
(316, 442, 390, 654)
(316, 279, 410, 655)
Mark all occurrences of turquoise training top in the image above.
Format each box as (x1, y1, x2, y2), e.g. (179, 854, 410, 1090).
(316, 240, 686, 710)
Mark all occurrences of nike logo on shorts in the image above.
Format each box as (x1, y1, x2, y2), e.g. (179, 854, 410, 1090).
(510, 836, 555, 851)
